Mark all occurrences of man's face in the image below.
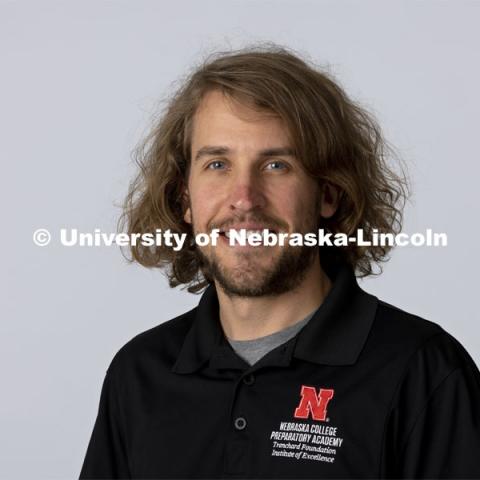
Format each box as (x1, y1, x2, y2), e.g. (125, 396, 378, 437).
(184, 89, 322, 297)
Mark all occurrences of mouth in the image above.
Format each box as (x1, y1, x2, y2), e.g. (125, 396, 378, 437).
(218, 228, 279, 247)
(219, 228, 278, 237)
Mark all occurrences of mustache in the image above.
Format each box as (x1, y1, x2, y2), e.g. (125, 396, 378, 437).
(209, 213, 289, 232)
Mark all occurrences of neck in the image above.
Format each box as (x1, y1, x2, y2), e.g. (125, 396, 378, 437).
(215, 255, 331, 341)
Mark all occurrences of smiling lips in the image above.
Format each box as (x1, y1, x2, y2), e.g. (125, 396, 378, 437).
(216, 226, 280, 250)
(219, 224, 278, 237)
(219, 226, 278, 242)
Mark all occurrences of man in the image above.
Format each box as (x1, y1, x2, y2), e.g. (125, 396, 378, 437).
(79, 47, 480, 479)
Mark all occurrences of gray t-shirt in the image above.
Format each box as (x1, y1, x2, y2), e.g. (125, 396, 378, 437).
(226, 309, 317, 366)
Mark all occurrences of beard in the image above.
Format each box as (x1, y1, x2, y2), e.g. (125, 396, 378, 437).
(193, 199, 322, 297)
(188, 187, 323, 298)
(197, 240, 319, 298)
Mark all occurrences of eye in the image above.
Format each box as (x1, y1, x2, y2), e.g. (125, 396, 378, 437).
(264, 160, 288, 171)
(206, 160, 226, 170)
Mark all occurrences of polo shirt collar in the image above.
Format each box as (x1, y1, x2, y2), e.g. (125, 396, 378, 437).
(293, 264, 378, 365)
(171, 283, 223, 374)
(171, 263, 378, 374)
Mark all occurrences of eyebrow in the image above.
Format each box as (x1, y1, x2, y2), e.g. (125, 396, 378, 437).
(193, 146, 295, 162)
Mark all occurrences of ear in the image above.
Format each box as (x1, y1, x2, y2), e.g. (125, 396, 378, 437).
(182, 187, 192, 224)
(319, 182, 340, 219)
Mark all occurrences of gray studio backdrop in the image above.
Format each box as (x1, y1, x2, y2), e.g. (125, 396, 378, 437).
(1, 1, 479, 478)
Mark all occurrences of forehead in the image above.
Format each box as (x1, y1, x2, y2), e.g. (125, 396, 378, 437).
(191, 90, 291, 148)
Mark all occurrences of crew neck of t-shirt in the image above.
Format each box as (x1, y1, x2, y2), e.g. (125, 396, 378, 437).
(225, 308, 318, 366)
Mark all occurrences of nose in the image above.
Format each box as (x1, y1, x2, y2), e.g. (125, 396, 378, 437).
(228, 171, 266, 213)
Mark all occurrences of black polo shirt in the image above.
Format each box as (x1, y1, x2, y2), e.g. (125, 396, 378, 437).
(79, 264, 480, 479)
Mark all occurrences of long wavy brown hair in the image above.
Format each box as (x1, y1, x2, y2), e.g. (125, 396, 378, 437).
(118, 44, 408, 293)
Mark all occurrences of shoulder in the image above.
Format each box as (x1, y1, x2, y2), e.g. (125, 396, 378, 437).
(365, 297, 479, 390)
(369, 297, 480, 400)
(373, 299, 445, 347)
(373, 303, 480, 476)
(106, 306, 197, 376)
(369, 298, 468, 365)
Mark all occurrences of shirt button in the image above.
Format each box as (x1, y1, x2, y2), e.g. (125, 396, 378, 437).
(243, 374, 255, 385)
(234, 416, 247, 431)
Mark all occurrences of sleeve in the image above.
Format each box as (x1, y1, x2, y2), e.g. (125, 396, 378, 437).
(385, 333, 480, 479)
(79, 368, 131, 479)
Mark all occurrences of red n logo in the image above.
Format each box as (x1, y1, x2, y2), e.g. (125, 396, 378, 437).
(294, 385, 334, 421)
